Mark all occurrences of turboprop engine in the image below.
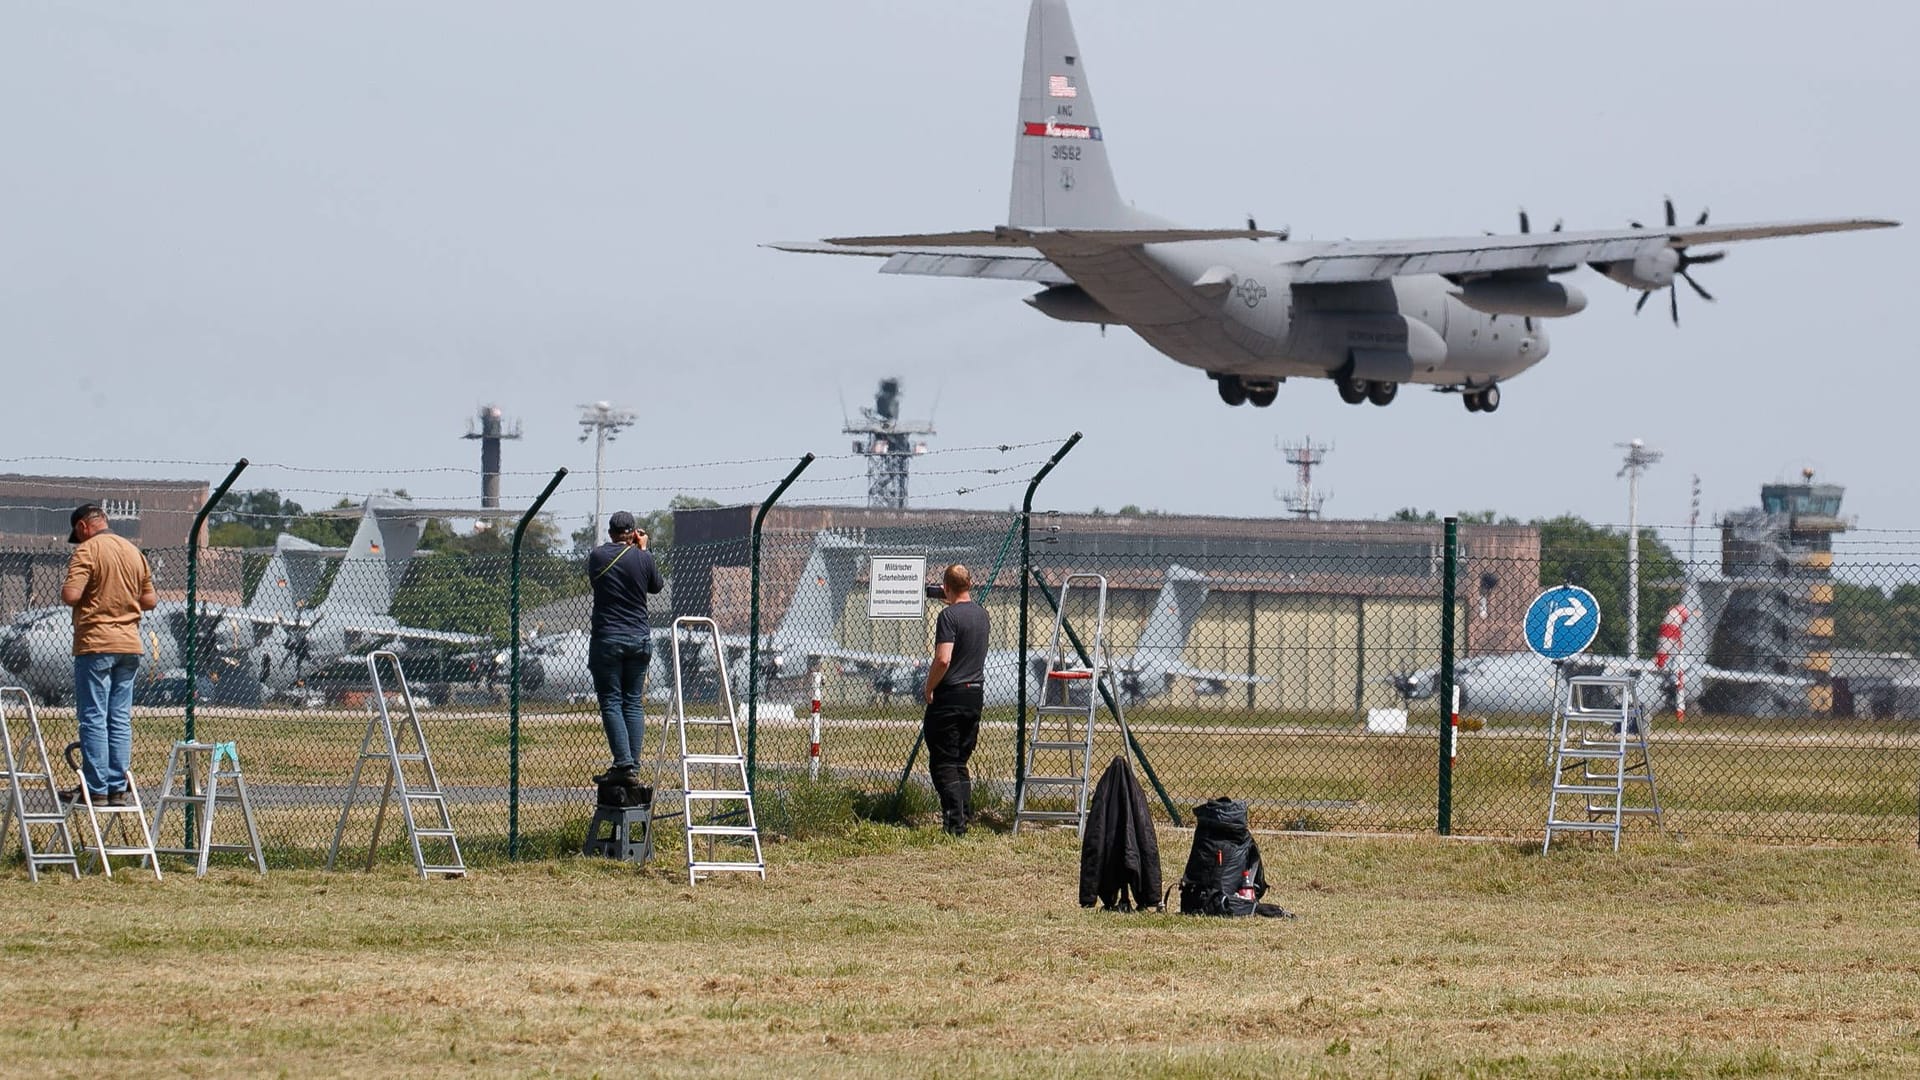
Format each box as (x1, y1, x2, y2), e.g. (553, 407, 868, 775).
(1592, 249, 1679, 292)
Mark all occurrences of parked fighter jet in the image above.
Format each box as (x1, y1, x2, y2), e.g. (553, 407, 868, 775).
(0, 533, 323, 706)
(859, 564, 1262, 709)
(774, 0, 1896, 413)
(0, 497, 482, 706)
(1388, 586, 1804, 716)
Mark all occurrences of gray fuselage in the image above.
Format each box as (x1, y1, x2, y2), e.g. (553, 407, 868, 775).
(1049, 240, 1550, 390)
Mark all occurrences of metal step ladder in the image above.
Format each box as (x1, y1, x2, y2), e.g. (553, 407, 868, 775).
(64, 744, 161, 880)
(652, 616, 763, 885)
(149, 740, 268, 876)
(327, 651, 466, 879)
(0, 687, 80, 881)
(1544, 674, 1665, 852)
(1014, 573, 1134, 836)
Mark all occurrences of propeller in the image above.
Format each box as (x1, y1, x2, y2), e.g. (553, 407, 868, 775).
(1629, 198, 1726, 326)
(1517, 208, 1563, 235)
(1245, 214, 1288, 241)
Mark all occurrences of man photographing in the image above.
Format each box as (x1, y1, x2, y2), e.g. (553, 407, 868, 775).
(922, 563, 988, 836)
(62, 502, 157, 806)
(587, 511, 663, 787)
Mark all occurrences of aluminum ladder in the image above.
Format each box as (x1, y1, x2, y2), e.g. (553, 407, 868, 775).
(1544, 674, 1665, 852)
(0, 687, 80, 881)
(149, 740, 268, 876)
(65, 744, 161, 880)
(1013, 573, 1134, 836)
(327, 651, 466, 879)
(653, 616, 763, 885)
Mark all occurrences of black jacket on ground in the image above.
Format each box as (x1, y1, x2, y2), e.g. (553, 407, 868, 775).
(1078, 755, 1162, 910)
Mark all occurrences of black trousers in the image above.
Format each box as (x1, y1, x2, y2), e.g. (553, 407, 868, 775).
(922, 683, 983, 830)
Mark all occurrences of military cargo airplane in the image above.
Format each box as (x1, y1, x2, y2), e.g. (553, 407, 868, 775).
(774, 0, 1896, 413)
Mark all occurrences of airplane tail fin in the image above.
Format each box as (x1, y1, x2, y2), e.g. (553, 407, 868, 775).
(248, 534, 326, 618)
(772, 534, 871, 646)
(1125, 565, 1212, 681)
(1008, 0, 1147, 228)
(316, 498, 428, 617)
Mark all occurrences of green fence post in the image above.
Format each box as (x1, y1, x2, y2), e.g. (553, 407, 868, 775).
(184, 459, 249, 743)
(1438, 516, 1458, 836)
(747, 455, 815, 788)
(1016, 433, 1081, 793)
(509, 467, 568, 860)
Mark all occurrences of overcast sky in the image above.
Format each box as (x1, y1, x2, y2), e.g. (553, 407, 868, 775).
(4, 1, 1914, 549)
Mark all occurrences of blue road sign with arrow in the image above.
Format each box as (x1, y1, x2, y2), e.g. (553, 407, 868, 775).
(1523, 585, 1601, 660)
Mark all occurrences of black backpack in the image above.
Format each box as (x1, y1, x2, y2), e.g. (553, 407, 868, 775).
(1176, 797, 1294, 919)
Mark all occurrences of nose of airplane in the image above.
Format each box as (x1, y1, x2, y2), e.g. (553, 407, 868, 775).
(0, 626, 28, 677)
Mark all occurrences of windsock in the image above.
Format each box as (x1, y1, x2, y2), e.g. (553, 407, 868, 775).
(1656, 604, 1691, 722)
(1653, 604, 1690, 671)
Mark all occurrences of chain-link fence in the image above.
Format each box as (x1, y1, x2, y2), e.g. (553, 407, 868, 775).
(7, 467, 1920, 864)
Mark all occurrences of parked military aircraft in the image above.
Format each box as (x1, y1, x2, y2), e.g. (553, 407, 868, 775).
(1388, 585, 1805, 715)
(774, 0, 1896, 413)
(0, 497, 483, 706)
(851, 563, 1262, 710)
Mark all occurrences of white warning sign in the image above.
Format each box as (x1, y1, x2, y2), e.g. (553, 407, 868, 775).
(867, 555, 928, 620)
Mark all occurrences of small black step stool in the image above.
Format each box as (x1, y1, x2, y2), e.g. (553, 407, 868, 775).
(582, 781, 654, 864)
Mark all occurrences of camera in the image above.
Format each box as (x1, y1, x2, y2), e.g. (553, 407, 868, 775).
(925, 583, 947, 601)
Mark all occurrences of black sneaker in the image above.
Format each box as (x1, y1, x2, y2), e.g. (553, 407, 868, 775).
(57, 786, 85, 807)
(592, 766, 638, 786)
(105, 790, 130, 807)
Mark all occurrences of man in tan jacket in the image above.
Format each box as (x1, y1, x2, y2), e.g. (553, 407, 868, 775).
(62, 503, 157, 805)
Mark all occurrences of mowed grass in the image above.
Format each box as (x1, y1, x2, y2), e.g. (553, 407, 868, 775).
(5, 827, 1920, 1078)
(40, 700, 1917, 863)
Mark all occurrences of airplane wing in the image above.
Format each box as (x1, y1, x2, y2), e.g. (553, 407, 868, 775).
(337, 624, 489, 647)
(1284, 219, 1897, 285)
(794, 644, 923, 669)
(767, 241, 1072, 285)
(1166, 663, 1269, 686)
(769, 225, 1281, 285)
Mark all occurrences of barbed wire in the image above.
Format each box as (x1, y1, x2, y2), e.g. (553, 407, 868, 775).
(0, 438, 1071, 481)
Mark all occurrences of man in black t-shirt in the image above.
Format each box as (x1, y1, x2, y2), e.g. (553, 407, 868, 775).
(587, 511, 664, 786)
(923, 563, 989, 836)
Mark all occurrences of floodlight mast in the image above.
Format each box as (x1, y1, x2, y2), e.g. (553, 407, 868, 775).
(1617, 437, 1664, 660)
(578, 401, 636, 540)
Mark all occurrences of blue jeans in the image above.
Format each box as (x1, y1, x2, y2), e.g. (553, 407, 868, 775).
(589, 637, 652, 769)
(74, 653, 140, 795)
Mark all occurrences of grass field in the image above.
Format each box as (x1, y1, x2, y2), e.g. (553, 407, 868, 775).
(5, 822, 1920, 1078)
(16, 697, 1916, 867)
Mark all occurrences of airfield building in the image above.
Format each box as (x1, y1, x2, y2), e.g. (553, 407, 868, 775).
(1708, 471, 1851, 716)
(674, 504, 1539, 713)
(0, 473, 216, 618)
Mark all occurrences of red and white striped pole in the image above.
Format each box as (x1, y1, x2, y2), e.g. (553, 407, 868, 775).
(808, 670, 824, 781)
(1655, 604, 1689, 723)
(1449, 683, 1460, 765)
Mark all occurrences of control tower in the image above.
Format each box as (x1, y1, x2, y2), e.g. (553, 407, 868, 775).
(1708, 469, 1849, 715)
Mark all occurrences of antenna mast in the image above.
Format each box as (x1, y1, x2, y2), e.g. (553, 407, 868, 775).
(463, 404, 523, 510)
(845, 377, 935, 509)
(1274, 435, 1332, 520)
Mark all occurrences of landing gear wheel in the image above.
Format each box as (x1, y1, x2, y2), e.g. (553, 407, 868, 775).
(1463, 391, 1483, 413)
(1336, 377, 1368, 405)
(1245, 383, 1279, 408)
(1366, 381, 1398, 406)
(1216, 375, 1247, 407)
(1480, 385, 1501, 413)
